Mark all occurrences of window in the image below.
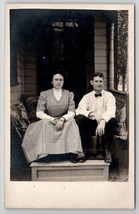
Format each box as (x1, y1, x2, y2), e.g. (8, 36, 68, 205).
(51, 20, 79, 61)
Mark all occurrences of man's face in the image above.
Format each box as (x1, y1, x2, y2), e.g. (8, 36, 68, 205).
(51, 73, 64, 89)
(90, 76, 104, 93)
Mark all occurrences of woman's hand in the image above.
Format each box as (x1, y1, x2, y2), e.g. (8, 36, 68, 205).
(55, 120, 64, 130)
(55, 117, 66, 130)
(95, 119, 106, 136)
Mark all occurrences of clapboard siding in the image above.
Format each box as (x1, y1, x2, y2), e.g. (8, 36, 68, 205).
(95, 57, 107, 64)
(23, 56, 36, 63)
(95, 64, 107, 71)
(95, 50, 107, 57)
(11, 49, 37, 104)
(11, 50, 24, 105)
(94, 36, 107, 42)
(24, 50, 37, 96)
(11, 85, 21, 104)
(94, 20, 107, 90)
(24, 72, 37, 77)
(94, 22, 106, 28)
(24, 76, 37, 83)
(24, 84, 37, 91)
(94, 42, 107, 50)
(95, 29, 106, 36)
(24, 62, 36, 70)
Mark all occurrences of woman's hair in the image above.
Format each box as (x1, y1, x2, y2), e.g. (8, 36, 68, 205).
(51, 69, 65, 80)
(91, 72, 104, 80)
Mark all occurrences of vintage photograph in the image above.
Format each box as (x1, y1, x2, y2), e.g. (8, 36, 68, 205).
(5, 3, 134, 209)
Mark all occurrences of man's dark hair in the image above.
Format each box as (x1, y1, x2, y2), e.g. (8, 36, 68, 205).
(91, 72, 104, 80)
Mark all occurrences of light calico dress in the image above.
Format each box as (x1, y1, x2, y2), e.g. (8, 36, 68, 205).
(22, 89, 83, 162)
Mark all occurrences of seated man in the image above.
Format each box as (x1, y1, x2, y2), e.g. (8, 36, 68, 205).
(76, 72, 117, 163)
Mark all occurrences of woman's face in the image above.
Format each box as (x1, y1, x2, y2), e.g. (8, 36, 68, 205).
(51, 73, 64, 89)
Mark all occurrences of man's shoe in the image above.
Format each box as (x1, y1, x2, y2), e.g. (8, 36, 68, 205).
(105, 151, 112, 163)
(96, 153, 104, 160)
(78, 156, 86, 163)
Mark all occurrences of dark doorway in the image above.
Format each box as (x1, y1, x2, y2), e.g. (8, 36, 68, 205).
(35, 16, 94, 106)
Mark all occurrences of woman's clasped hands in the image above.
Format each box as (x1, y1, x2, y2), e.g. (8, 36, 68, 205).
(54, 117, 66, 130)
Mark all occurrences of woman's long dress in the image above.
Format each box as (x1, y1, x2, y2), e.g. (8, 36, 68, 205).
(22, 89, 83, 162)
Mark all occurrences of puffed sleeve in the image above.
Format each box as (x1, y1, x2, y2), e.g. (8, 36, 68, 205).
(36, 91, 47, 112)
(68, 92, 75, 112)
(61, 92, 75, 121)
(36, 91, 55, 121)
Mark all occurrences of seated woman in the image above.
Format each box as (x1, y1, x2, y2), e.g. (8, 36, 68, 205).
(22, 71, 84, 163)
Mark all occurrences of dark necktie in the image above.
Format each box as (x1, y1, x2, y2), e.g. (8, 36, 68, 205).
(95, 93, 102, 97)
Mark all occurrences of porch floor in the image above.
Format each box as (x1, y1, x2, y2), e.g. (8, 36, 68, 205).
(11, 159, 128, 182)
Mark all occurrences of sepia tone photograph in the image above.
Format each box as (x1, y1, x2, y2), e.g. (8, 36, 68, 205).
(5, 3, 134, 209)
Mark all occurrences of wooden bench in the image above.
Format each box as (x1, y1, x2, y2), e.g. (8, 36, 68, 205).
(30, 160, 110, 181)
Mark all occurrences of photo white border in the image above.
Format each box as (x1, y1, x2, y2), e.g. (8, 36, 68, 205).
(4, 3, 135, 209)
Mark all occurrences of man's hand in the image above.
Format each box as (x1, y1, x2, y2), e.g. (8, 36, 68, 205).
(96, 119, 106, 136)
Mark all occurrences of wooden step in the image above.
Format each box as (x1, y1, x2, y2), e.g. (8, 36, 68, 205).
(30, 160, 110, 181)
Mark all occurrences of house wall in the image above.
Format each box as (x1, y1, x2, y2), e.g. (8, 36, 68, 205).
(11, 48, 38, 105)
(94, 21, 107, 90)
(11, 20, 109, 104)
(11, 50, 24, 105)
(24, 49, 37, 96)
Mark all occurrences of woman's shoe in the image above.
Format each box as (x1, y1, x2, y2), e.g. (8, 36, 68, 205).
(78, 156, 86, 163)
(69, 154, 78, 163)
(70, 158, 78, 163)
(35, 156, 50, 163)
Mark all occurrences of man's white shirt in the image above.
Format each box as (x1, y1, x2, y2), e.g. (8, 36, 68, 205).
(76, 90, 116, 123)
